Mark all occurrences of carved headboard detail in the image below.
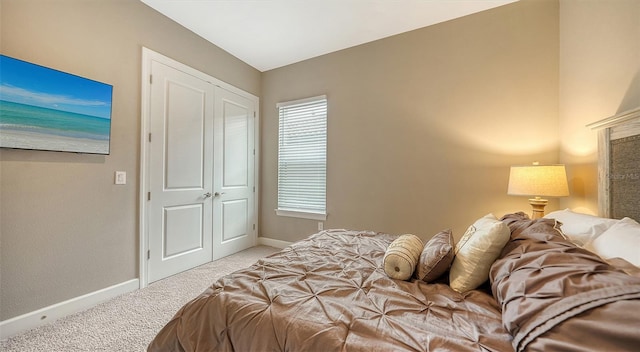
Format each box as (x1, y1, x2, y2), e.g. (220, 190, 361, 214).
(588, 107, 640, 222)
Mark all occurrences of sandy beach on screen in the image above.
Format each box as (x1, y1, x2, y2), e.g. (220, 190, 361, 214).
(0, 128, 109, 154)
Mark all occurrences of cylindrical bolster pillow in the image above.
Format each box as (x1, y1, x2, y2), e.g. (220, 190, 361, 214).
(383, 234, 424, 280)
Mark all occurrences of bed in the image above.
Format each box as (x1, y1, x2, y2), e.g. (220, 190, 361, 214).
(148, 213, 640, 352)
(149, 110, 640, 352)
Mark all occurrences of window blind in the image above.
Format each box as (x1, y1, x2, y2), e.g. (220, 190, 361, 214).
(277, 96, 327, 217)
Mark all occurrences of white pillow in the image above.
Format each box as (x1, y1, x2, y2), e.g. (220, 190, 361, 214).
(584, 217, 640, 267)
(449, 214, 510, 293)
(543, 209, 618, 246)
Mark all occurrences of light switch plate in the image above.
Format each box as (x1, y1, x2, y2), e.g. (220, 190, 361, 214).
(115, 171, 126, 185)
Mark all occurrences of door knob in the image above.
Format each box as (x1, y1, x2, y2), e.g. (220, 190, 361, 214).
(214, 192, 226, 197)
(203, 192, 212, 198)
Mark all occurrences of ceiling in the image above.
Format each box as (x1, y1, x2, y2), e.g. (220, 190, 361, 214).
(140, 0, 519, 72)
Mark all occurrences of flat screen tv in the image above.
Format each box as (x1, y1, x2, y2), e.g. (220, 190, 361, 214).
(0, 55, 113, 155)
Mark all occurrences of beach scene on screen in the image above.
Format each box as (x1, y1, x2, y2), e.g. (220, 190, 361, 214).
(0, 55, 113, 154)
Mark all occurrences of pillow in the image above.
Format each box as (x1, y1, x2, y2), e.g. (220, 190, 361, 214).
(383, 234, 423, 280)
(414, 229, 454, 283)
(544, 209, 618, 246)
(584, 217, 640, 267)
(449, 214, 510, 293)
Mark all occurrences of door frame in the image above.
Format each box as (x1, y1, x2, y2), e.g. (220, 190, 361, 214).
(139, 47, 260, 288)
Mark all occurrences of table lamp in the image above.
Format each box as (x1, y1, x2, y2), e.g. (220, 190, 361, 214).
(508, 163, 569, 219)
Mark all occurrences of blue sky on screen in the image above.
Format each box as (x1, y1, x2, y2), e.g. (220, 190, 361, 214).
(0, 55, 113, 119)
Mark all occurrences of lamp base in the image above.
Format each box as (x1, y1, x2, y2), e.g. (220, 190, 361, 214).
(528, 197, 548, 219)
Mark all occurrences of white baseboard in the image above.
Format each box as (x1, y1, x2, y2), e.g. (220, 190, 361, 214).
(257, 236, 293, 249)
(0, 278, 139, 340)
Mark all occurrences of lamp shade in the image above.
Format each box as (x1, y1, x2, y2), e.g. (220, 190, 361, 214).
(508, 164, 569, 197)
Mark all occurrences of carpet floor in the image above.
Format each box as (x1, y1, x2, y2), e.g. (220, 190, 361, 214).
(0, 245, 279, 352)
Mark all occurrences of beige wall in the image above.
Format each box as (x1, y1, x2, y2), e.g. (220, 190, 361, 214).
(0, 0, 260, 320)
(559, 0, 640, 215)
(260, 0, 560, 243)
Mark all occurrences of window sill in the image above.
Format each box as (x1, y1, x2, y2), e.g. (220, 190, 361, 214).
(275, 209, 327, 221)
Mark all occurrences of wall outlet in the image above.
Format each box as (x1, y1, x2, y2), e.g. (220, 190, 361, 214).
(115, 171, 127, 185)
(318, 222, 324, 231)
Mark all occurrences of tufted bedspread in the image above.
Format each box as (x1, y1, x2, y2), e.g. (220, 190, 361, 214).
(149, 221, 640, 352)
(148, 229, 514, 352)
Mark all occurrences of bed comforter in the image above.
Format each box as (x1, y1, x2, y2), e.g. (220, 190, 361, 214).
(149, 217, 640, 352)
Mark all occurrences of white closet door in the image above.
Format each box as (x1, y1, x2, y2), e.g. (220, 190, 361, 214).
(147, 60, 214, 283)
(212, 86, 256, 259)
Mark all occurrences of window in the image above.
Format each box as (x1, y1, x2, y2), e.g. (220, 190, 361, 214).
(276, 95, 327, 220)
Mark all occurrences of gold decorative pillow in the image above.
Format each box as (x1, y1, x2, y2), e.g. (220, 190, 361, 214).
(383, 234, 423, 280)
(414, 229, 454, 283)
(449, 214, 510, 293)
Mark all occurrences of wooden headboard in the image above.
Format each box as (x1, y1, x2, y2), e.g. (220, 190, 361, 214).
(588, 107, 640, 222)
